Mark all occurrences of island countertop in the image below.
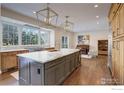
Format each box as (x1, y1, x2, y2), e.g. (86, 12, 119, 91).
(17, 48, 80, 63)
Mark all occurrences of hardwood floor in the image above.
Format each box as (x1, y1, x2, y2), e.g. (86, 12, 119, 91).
(0, 55, 113, 85)
(0, 68, 18, 85)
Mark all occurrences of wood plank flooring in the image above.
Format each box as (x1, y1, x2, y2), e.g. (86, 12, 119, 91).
(0, 55, 113, 85)
(64, 55, 113, 85)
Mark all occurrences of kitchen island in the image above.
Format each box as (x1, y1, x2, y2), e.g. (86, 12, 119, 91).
(17, 49, 81, 85)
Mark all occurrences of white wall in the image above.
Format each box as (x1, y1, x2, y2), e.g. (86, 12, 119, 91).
(74, 30, 109, 55)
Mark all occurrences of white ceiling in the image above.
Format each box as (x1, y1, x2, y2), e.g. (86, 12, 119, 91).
(2, 3, 111, 32)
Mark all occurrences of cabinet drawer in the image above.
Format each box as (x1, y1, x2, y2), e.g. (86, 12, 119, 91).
(45, 57, 65, 69)
(1, 52, 17, 56)
(18, 50, 29, 54)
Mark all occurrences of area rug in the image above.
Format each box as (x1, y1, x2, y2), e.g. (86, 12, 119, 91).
(10, 71, 19, 80)
(81, 54, 92, 59)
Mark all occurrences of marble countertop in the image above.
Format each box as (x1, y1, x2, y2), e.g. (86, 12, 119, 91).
(17, 48, 80, 63)
(0, 49, 28, 53)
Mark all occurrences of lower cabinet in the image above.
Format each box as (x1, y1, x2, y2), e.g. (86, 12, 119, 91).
(45, 58, 65, 85)
(45, 66, 56, 85)
(65, 55, 71, 77)
(119, 39, 124, 84)
(2, 54, 17, 70)
(70, 54, 75, 72)
(0, 50, 29, 73)
(112, 38, 124, 85)
(55, 61, 65, 84)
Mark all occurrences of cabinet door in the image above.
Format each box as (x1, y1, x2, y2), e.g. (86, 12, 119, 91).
(114, 41, 121, 84)
(109, 4, 120, 22)
(55, 61, 65, 84)
(45, 67, 56, 85)
(112, 41, 116, 77)
(111, 18, 116, 38)
(119, 5, 124, 35)
(2, 54, 17, 70)
(70, 58, 75, 72)
(65, 56, 71, 77)
(114, 40, 124, 85)
(77, 52, 81, 66)
(19, 57, 30, 85)
(119, 40, 124, 84)
(115, 11, 119, 37)
(74, 53, 78, 68)
(30, 63, 42, 85)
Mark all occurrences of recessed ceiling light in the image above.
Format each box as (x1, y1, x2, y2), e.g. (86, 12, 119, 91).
(94, 4, 98, 8)
(33, 11, 36, 14)
(97, 22, 99, 24)
(96, 16, 99, 18)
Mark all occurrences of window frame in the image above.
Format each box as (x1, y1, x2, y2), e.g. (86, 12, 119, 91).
(61, 36, 69, 48)
(1, 18, 53, 48)
(21, 25, 40, 45)
(2, 21, 20, 46)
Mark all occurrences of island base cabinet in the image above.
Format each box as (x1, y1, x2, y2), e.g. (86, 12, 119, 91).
(55, 61, 65, 84)
(45, 58, 65, 85)
(45, 67, 56, 85)
(19, 51, 81, 85)
(19, 57, 30, 85)
(30, 63, 43, 85)
(65, 56, 71, 77)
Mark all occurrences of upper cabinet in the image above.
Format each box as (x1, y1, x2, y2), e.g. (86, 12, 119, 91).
(109, 4, 124, 39)
(108, 4, 124, 85)
(108, 4, 121, 23)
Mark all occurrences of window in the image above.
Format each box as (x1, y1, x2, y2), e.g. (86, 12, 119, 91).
(22, 26, 39, 45)
(2, 22, 18, 46)
(61, 36, 69, 48)
(40, 30, 50, 47)
(1, 19, 53, 47)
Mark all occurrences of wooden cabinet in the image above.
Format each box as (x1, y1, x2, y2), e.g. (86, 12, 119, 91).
(98, 40, 108, 55)
(119, 5, 124, 35)
(0, 49, 29, 73)
(113, 39, 124, 84)
(109, 4, 124, 85)
(108, 4, 121, 23)
(45, 57, 66, 85)
(45, 65, 56, 85)
(65, 55, 71, 77)
(55, 61, 65, 84)
(2, 52, 17, 70)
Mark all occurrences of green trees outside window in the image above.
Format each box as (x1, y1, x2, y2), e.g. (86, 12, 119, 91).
(2, 23, 18, 46)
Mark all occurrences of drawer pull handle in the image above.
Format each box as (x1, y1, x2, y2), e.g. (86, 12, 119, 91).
(37, 68, 40, 74)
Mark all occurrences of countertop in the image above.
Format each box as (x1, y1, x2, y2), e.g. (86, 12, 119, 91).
(0, 49, 28, 53)
(17, 48, 80, 63)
